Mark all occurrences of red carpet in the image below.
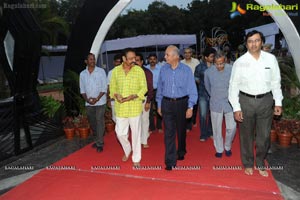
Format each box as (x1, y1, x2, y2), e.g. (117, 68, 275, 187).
(1, 123, 283, 200)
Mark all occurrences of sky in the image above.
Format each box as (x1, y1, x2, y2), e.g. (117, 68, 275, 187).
(125, 0, 194, 11)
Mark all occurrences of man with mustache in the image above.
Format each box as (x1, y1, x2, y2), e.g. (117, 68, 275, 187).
(109, 48, 147, 167)
(229, 30, 283, 177)
(80, 53, 107, 153)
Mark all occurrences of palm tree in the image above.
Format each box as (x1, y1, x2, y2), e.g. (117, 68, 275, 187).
(28, 0, 69, 45)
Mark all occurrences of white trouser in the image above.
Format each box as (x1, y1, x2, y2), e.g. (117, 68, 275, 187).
(141, 100, 150, 145)
(115, 115, 142, 163)
(111, 100, 116, 123)
(211, 111, 236, 153)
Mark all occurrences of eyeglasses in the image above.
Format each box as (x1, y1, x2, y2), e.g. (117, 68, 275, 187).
(247, 39, 261, 44)
(184, 51, 192, 54)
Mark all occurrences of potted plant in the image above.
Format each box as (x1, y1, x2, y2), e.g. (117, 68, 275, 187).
(105, 106, 115, 134)
(63, 70, 91, 138)
(40, 95, 64, 121)
(75, 115, 90, 139)
(62, 116, 75, 139)
(278, 128, 293, 147)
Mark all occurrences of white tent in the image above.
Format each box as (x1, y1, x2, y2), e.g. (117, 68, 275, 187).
(99, 34, 197, 69)
(245, 23, 279, 50)
(100, 34, 197, 53)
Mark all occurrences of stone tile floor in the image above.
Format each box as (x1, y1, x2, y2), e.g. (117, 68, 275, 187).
(0, 135, 299, 200)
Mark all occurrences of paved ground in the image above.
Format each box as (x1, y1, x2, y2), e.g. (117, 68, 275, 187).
(0, 135, 299, 200)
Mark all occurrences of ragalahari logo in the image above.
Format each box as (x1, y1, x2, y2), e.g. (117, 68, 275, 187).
(230, 2, 246, 19)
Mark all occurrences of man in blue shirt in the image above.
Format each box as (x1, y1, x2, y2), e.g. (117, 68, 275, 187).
(80, 53, 107, 152)
(146, 54, 162, 133)
(194, 47, 216, 141)
(156, 45, 198, 170)
(204, 51, 236, 158)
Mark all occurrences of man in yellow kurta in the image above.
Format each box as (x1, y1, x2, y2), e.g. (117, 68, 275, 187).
(109, 48, 147, 167)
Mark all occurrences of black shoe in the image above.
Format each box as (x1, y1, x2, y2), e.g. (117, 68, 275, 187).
(92, 143, 98, 148)
(97, 146, 103, 152)
(177, 155, 184, 160)
(165, 166, 174, 171)
(225, 150, 232, 157)
(215, 152, 222, 158)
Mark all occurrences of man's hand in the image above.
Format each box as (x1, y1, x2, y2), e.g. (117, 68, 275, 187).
(114, 94, 123, 103)
(234, 111, 243, 122)
(88, 97, 97, 105)
(144, 103, 151, 112)
(157, 108, 162, 116)
(186, 108, 193, 119)
(128, 94, 138, 101)
(120, 94, 137, 103)
(274, 106, 282, 116)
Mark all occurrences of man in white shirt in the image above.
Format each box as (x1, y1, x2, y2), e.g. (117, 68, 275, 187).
(181, 47, 200, 74)
(80, 53, 107, 152)
(229, 30, 283, 177)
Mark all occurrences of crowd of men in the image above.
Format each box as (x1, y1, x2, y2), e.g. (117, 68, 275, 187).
(79, 30, 283, 176)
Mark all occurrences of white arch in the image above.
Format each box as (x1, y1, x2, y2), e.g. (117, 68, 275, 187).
(255, 0, 300, 80)
(90, 0, 132, 61)
(91, 0, 300, 80)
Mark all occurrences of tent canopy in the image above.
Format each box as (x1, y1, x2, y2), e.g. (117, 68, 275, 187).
(100, 34, 197, 53)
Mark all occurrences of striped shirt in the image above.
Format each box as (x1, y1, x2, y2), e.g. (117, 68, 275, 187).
(109, 64, 147, 117)
(145, 64, 161, 89)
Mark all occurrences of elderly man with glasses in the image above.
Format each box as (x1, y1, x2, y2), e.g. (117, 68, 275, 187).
(204, 51, 236, 158)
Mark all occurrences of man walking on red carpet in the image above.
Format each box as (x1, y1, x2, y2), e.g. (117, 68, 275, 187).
(204, 51, 236, 158)
(156, 45, 198, 170)
(109, 48, 147, 168)
(80, 53, 107, 153)
(229, 30, 283, 177)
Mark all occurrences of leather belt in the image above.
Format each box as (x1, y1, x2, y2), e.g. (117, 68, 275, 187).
(163, 96, 188, 101)
(240, 91, 271, 99)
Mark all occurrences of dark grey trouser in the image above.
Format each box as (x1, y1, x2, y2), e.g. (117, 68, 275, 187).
(86, 105, 106, 147)
(239, 93, 273, 168)
(162, 97, 188, 167)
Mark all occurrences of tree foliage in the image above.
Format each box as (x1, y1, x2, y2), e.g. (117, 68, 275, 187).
(106, 0, 275, 49)
(24, 0, 298, 49)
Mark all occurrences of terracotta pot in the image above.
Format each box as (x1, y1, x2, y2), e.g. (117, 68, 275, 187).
(270, 129, 277, 143)
(78, 127, 90, 139)
(74, 127, 80, 136)
(278, 130, 293, 147)
(64, 128, 75, 139)
(105, 122, 115, 133)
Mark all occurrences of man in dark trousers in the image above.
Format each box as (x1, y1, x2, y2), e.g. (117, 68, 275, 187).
(229, 30, 283, 177)
(80, 53, 107, 153)
(156, 45, 198, 170)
